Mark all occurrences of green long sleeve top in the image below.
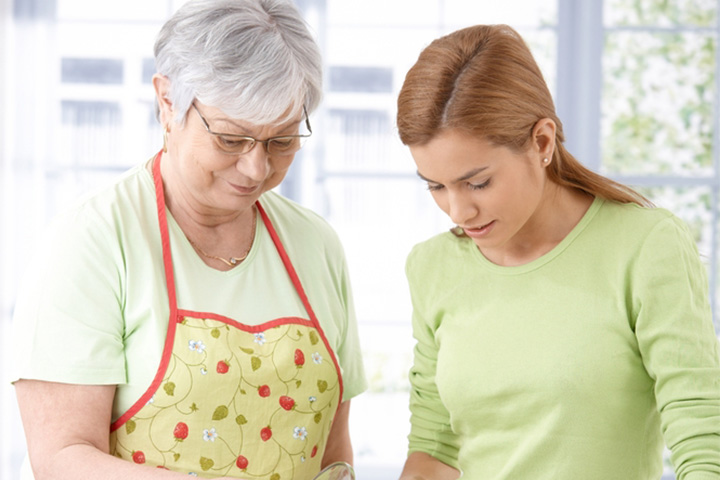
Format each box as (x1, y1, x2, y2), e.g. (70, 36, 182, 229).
(405, 198, 720, 479)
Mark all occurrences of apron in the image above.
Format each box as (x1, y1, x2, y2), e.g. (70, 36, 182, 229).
(109, 152, 344, 479)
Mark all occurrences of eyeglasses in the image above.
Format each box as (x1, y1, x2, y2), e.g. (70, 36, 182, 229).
(192, 102, 312, 156)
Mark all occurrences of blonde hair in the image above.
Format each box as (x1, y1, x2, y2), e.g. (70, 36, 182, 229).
(397, 24, 651, 207)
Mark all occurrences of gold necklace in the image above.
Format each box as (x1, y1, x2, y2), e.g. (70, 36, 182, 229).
(188, 207, 257, 267)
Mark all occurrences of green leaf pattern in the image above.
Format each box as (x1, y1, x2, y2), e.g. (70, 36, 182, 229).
(109, 317, 341, 478)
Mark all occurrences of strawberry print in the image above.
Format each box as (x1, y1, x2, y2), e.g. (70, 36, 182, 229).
(216, 360, 230, 374)
(132, 451, 145, 464)
(294, 348, 305, 366)
(108, 319, 341, 479)
(279, 396, 295, 411)
(173, 422, 188, 440)
(236, 455, 249, 470)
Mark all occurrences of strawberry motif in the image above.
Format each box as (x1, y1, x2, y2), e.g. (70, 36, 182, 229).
(216, 360, 230, 374)
(236, 455, 249, 470)
(260, 426, 272, 442)
(311, 445, 318, 458)
(279, 396, 295, 411)
(173, 422, 189, 440)
(294, 348, 305, 366)
(132, 451, 145, 464)
(258, 385, 271, 397)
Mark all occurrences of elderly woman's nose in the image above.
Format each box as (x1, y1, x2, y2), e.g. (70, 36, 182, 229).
(236, 145, 270, 181)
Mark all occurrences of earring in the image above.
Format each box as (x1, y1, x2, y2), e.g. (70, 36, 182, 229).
(542, 158, 550, 164)
(163, 127, 169, 154)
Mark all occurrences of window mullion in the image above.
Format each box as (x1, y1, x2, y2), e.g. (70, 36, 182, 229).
(710, 0, 720, 328)
(556, 0, 604, 172)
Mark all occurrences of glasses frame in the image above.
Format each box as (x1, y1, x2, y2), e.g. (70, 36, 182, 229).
(191, 102, 312, 156)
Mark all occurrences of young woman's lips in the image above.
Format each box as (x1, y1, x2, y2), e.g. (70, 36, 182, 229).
(462, 220, 495, 238)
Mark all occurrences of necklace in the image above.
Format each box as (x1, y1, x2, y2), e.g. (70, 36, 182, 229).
(188, 207, 257, 267)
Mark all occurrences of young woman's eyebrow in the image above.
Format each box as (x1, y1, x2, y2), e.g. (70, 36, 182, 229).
(416, 166, 489, 184)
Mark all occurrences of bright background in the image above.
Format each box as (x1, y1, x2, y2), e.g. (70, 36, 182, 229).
(2, 0, 720, 479)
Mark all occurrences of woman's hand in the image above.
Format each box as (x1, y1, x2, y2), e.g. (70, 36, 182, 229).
(399, 452, 460, 480)
(15, 379, 208, 479)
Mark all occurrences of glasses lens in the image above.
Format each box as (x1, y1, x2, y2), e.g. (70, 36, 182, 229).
(267, 136, 306, 156)
(216, 135, 255, 154)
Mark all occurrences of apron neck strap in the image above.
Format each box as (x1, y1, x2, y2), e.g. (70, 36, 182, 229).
(152, 151, 319, 328)
(256, 202, 321, 328)
(152, 151, 179, 315)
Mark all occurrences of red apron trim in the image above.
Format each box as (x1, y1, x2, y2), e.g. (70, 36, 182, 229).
(112, 153, 182, 431)
(151, 151, 178, 316)
(177, 311, 315, 332)
(255, 203, 319, 328)
(111, 314, 324, 431)
(256, 202, 345, 403)
(112, 151, 345, 431)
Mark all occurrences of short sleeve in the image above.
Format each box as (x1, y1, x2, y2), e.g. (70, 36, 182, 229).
(11, 206, 127, 385)
(405, 248, 461, 469)
(334, 251, 367, 402)
(633, 215, 720, 479)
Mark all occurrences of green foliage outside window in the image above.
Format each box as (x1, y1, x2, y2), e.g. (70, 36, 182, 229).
(603, 0, 719, 331)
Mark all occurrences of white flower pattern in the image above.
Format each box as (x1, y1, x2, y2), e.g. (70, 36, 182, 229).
(293, 426, 308, 441)
(110, 320, 341, 474)
(188, 340, 206, 354)
(203, 427, 218, 442)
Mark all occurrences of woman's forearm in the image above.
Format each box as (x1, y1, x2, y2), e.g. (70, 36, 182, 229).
(16, 380, 242, 480)
(399, 452, 460, 480)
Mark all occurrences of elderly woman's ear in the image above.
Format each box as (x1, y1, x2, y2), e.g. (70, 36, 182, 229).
(152, 73, 174, 128)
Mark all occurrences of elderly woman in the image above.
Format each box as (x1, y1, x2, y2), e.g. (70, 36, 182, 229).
(12, 1, 366, 479)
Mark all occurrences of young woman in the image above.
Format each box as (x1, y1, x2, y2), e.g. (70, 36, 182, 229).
(396, 24, 720, 480)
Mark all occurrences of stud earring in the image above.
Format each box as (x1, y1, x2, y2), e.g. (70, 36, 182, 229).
(542, 158, 549, 164)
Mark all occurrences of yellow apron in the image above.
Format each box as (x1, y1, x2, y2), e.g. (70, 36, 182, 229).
(109, 153, 343, 479)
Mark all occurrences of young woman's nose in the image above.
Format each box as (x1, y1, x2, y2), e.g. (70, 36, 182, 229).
(447, 191, 479, 227)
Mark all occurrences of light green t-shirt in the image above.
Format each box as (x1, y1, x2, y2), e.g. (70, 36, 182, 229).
(406, 198, 720, 479)
(12, 163, 367, 422)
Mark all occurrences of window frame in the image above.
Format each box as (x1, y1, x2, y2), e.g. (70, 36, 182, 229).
(557, 0, 720, 331)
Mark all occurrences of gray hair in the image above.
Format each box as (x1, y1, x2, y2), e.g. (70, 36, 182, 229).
(154, 0, 322, 125)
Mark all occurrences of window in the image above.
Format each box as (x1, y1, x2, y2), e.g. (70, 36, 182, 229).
(1, 1, 715, 479)
(602, 0, 719, 326)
